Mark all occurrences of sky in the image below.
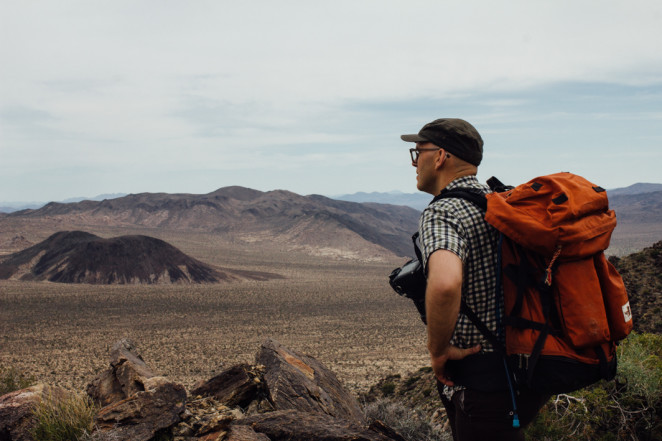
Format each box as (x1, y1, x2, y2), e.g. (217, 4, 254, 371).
(1, 1, 661, 203)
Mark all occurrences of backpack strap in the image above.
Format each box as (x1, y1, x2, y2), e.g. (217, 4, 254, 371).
(432, 187, 504, 353)
(459, 299, 504, 354)
(432, 188, 488, 211)
(434, 186, 521, 428)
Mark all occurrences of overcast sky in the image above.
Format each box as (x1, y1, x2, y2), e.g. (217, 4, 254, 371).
(1, 1, 661, 203)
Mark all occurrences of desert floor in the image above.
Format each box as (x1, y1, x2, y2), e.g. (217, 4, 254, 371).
(0, 227, 429, 395)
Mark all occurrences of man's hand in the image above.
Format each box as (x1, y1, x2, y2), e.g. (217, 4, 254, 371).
(431, 344, 482, 386)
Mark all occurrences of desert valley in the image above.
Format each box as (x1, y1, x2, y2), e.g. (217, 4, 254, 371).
(0, 187, 430, 395)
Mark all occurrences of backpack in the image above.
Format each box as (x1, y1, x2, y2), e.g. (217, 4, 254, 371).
(389, 172, 633, 396)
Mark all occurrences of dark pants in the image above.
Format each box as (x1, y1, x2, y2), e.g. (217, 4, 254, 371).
(438, 381, 549, 441)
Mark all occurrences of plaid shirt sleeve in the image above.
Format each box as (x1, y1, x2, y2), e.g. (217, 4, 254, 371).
(418, 203, 469, 271)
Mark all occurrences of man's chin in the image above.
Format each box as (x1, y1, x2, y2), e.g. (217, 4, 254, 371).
(417, 183, 436, 196)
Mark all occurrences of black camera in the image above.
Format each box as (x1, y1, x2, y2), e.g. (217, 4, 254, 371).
(389, 257, 427, 323)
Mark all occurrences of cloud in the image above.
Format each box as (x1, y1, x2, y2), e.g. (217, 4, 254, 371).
(1, 1, 661, 201)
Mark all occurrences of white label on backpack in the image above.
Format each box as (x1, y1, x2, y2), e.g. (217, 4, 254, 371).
(622, 302, 632, 323)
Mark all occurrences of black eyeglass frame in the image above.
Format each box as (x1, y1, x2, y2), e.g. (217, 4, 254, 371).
(409, 147, 441, 163)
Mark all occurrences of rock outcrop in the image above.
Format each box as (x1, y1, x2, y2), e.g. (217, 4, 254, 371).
(237, 409, 395, 441)
(190, 363, 264, 409)
(86, 338, 157, 406)
(94, 376, 187, 441)
(256, 338, 367, 425)
(86, 338, 187, 441)
(0, 338, 404, 441)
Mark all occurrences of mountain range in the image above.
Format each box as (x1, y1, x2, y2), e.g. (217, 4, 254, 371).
(3, 182, 661, 214)
(1, 183, 661, 261)
(0, 186, 420, 260)
(335, 182, 662, 210)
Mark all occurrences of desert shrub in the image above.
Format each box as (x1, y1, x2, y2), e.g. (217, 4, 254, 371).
(525, 333, 662, 441)
(364, 398, 451, 441)
(0, 365, 35, 395)
(30, 391, 96, 441)
(380, 381, 397, 396)
(404, 375, 421, 388)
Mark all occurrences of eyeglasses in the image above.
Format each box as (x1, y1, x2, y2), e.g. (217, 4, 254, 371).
(409, 147, 441, 163)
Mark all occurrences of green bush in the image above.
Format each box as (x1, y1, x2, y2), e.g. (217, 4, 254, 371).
(30, 392, 96, 441)
(525, 333, 662, 441)
(0, 365, 35, 395)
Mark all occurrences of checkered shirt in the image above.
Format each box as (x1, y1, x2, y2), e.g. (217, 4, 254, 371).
(418, 175, 504, 352)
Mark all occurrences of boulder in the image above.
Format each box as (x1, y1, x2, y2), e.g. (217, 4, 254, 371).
(172, 396, 242, 439)
(93, 376, 186, 441)
(87, 339, 187, 441)
(238, 409, 396, 441)
(190, 364, 264, 408)
(256, 338, 365, 425)
(86, 338, 156, 407)
(226, 425, 271, 441)
(0, 384, 70, 441)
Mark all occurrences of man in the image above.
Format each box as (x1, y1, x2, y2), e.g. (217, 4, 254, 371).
(401, 118, 547, 441)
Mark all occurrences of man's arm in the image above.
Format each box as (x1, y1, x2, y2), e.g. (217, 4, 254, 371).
(426, 249, 481, 386)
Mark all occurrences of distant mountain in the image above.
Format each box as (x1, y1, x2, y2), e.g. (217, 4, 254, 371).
(334, 182, 662, 211)
(0, 193, 127, 213)
(608, 183, 662, 197)
(333, 191, 431, 211)
(3, 186, 421, 259)
(0, 231, 281, 284)
(333, 184, 662, 256)
(61, 193, 128, 203)
(609, 190, 662, 223)
(0, 202, 45, 213)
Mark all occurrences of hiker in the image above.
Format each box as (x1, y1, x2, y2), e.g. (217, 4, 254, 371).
(401, 118, 548, 441)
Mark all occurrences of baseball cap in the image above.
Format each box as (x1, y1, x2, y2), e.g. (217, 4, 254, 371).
(401, 118, 483, 166)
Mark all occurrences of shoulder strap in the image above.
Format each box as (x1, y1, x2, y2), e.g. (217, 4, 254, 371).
(431, 186, 505, 352)
(431, 188, 487, 211)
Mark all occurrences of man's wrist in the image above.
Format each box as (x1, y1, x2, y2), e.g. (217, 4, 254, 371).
(428, 345, 450, 360)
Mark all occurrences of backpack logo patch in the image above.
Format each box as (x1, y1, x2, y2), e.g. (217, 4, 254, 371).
(622, 302, 633, 323)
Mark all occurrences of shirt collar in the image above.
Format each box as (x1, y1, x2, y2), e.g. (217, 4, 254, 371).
(445, 175, 481, 192)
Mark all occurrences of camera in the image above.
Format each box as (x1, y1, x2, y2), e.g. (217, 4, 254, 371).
(389, 257, 427, 323)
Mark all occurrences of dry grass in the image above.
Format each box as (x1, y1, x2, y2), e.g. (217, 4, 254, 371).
(0, 227, 429, 394)
(30, 391, 96, 441)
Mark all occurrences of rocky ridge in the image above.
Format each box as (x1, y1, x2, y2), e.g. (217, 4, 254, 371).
(0, 339, 408, 441)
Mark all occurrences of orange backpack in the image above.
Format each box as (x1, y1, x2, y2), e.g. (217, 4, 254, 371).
(483, 172, 633, 393)
(390, 172, 633, 395)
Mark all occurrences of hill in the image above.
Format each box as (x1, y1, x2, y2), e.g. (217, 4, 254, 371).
(0, 231, 281, 284)
(608, 190, 662, 224)
(334, 191, 431, 211)
(609, 240, 662, 334)
(607, 191, 662, 255)
(608, 183, 662, 196)
(3, 187, 421, 260)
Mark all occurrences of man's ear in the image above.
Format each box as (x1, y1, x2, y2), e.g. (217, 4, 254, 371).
(434, 148, 447, 170)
